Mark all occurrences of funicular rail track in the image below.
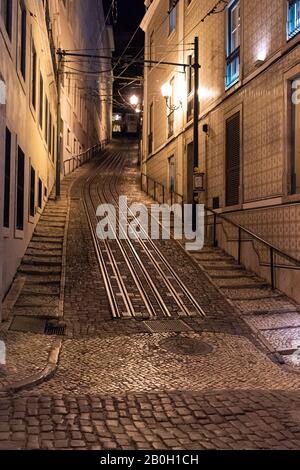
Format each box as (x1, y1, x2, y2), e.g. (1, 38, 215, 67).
(82, 146, 206, 320)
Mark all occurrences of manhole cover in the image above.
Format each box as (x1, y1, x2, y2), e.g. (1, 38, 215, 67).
(159, 336, 213, 356)
(144, 319, 193, 333)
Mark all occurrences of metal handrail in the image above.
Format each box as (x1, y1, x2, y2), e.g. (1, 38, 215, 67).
(206, 206, 300, 289)
(141, 172, 184, 206)
(63, 140, 109, 176)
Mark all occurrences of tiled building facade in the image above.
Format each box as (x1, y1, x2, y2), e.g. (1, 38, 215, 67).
(0, 0, 113, 311)
(141, 0, 300, 302)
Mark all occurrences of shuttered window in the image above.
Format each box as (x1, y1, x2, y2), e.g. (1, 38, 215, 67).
(16, 147, 25, 231)
(30, 166, 35, 218)
(225, 112, 240, 206)
(3, 128, 11, 228)
(38, 178, 43, 209)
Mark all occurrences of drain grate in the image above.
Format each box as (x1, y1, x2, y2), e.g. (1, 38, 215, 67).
(144, 319, 193, 333)
(44, 320, 66, 336)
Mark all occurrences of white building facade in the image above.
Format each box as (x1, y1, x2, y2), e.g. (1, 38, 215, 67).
(0, 0, 113, 311)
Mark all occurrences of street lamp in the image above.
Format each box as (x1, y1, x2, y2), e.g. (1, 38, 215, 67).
(130, 94, 139, 107)
(161, 82, 172, 100)
(161, 82, 182, 111)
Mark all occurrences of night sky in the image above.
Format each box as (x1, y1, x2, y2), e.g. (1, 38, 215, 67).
(103, 0, 145, 112)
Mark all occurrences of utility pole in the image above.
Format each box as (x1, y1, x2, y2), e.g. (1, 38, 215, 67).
(193, 37, 200, 230)
(56, 49, 63, 199)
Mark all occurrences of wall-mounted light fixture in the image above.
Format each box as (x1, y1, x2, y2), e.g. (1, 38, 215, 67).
(254, 59, 265, 68)
(161, 82, 182, 111)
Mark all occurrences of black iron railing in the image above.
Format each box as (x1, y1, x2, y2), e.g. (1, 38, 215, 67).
(141, 172, 184, 209)
(63, 140, 108, 176)
(206, 206, 300, 290)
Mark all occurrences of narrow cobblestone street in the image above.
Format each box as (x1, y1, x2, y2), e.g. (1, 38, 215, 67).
(1, 140, 300, 451)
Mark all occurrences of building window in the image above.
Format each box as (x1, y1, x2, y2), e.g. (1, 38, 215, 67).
(149, 31, 154, 68)
(226, 0, 240, 89)
(168, 0, 176, 34)
(19, 6, 26, 78)
(38, 178, 42, 209)
(1, 0, 12, 39)
(225, 112, 241, 206)
(45, 96, 48, 142)
(16, 146, 25, 231)
(31, 41, 37, 109)
(29, 165, 35, 218)
(3, 127, 11, 228)
(288, 0, 300, 39)
(52, 124, 56, 162)
(67, 128, 71, 147)
(48, 112, 52, 154)
(39, 73, 44, 129)
(291, 77, 300, 193)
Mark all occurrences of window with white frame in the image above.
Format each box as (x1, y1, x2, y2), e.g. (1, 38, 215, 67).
(168, 0, 177, 34)
(226, 0, 240, 89)
(288, 0, 300, 39)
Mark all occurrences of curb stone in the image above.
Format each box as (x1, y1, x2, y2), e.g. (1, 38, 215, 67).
(0, 339, 62, 395)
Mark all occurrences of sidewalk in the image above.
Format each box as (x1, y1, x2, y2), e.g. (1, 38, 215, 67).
(0, 163, 89, 393)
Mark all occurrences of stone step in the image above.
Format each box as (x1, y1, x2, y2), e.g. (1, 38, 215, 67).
(243, 307, 299, 316)
(37, 222, 65, 229)
(217, 278, 269, 289)
(40, 214, 66, 220)
(22, 284, 60, 295)
(22, 256, 62, 266)
(16, 295, 59, 308)
(34, 228, 64, 236)
(19, 264, 61, 275)
(221, 287, 283, 300)
(234, 298, 298, 314)
(29, 240, 63, 250)
(42, 211, 67, 217)
(13, 306, 61, 319)
(24, 275, 61, 284)
(209, 271, 254, 280)
(31, 235, 64, 244)
(244, 312, 300, 332)
(201, 261, 240, 269)
(194, 256, 234, 263)
(26, 249, 62, 257)
(204, 265, 243, 271)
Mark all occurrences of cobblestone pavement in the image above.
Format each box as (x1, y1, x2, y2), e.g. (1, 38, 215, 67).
(1, 140, 300, 450)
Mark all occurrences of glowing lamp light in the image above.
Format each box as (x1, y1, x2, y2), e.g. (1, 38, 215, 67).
(130, 95, 139, 106)
(161, 82, 172, 99)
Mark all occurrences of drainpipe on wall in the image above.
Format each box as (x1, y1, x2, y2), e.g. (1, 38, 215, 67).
(0, 78, 6, 322)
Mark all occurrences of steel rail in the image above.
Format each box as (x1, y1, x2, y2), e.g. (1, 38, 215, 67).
(92, 153, 159, 319)
(82, 152, 134, 318)
(101, 153, 172, 318)
(109, 150, 206, 318)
